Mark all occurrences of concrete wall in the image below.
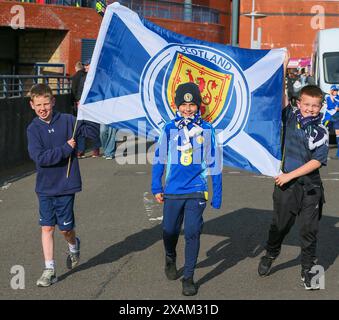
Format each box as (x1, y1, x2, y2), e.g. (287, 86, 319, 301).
(0, 94, 72, 173)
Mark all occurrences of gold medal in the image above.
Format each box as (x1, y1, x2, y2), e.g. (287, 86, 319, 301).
(184, 148, 193, 155)
(180, 153, 192, 166)
(196, 135, 204, 144)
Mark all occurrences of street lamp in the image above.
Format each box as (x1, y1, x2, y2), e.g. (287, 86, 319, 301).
(243, 0, 267, 49)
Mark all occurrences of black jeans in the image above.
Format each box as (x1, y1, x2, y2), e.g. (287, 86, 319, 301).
(266, 181, 323, 270)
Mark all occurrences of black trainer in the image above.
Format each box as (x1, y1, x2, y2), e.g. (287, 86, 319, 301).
(182, 276, 197, 296)
(258, 254, 276, 277)
(165, 256, 178, 280)
(301, 269, 320, 290)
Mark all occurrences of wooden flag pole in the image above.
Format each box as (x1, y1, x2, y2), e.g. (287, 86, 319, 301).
(66, 118, 79, 178)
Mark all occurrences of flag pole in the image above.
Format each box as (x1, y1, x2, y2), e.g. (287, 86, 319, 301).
(66, 118, 79, 178)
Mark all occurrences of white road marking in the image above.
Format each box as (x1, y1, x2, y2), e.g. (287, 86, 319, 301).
(149, 217, 163, 221)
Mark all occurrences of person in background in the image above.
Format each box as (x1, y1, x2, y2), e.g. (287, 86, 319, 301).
(76, 59, 101, 158)
(323, 85, 339, 159)
(71, 61, 86, 116)
(100, 124, 117, 160)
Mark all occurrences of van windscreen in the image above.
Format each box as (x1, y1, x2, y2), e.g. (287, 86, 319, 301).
(323, 52, 339, 83)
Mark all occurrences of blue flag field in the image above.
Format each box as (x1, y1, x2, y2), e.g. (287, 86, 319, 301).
(78, 2, 286, 176)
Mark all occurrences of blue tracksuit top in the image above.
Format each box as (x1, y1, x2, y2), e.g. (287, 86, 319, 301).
(325, 95, 339, 111)
(152, 119, 222, 209)
(27, 111, 98, 196)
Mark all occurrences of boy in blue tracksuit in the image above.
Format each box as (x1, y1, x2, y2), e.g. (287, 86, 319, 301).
(152, 82, 222, 296)
(27, 84, 99, 287)
(322, 85, 339, 158)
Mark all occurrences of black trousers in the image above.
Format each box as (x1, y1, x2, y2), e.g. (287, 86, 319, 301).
(266, 181, 323, 270)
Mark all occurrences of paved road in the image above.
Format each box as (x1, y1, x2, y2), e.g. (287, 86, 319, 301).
(1, 144, 339, 300)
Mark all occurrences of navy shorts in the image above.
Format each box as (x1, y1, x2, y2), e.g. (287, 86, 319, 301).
(38, 194, 75, 231)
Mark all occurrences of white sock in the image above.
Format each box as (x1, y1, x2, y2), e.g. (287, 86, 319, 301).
(68, 241, 78, 253)
(45, 260, 55, 270)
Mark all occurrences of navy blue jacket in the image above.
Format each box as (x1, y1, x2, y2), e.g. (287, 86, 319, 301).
(27, 112, 98, 196)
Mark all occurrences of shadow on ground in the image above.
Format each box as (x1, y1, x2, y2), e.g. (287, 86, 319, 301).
(59, 208, 339, 288)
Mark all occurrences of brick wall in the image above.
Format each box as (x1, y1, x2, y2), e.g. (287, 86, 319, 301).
(0, 1, 231, 75)
(150, 17, 226, 43)
(148, 0, 231, 44)
(239, 0, 339, 58)
(18, 30, 66, 74)
(0, 2, 101, 75)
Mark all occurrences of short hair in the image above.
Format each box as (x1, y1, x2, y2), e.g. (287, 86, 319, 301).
(29, 84, 54, 100)
(75, 61, 83, 70)
(299, 85, 323, 100)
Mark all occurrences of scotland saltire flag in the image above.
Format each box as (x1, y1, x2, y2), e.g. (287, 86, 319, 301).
(78, 2, 286, 176)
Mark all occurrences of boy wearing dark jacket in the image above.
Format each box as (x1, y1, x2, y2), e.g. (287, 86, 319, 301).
(258, 85, 329, 290)
(27, 84, 98, 287)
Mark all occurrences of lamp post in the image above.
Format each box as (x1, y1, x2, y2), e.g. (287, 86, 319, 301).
(243, 0, 267, 49)
(231, 0, 239, 46)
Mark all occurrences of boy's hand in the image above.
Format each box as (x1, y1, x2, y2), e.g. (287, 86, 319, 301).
(67, 138, 76, 149)
(275, 173, 293, 187)
(155, 193, 164, 204)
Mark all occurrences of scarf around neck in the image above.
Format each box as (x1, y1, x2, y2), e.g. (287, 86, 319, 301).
(174, 111, 203, 152)
(295, 109, 328, 150)
(174, 110, 202, 129)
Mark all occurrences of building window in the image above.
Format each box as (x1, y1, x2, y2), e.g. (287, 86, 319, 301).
(81, 39, 96, 63)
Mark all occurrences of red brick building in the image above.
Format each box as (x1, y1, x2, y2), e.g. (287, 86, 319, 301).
(0, 0, 231, 76)
(239, 0, 339, 61)
(1, 0, 338, 76)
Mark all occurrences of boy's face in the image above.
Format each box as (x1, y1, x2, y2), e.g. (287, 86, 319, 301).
(331, 89, 338, 96)
(178, 102, 198, 118)
(297, 94, 322, 118)
(30, 95, 54, 122)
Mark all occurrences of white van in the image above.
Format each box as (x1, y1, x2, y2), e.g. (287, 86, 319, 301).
(311, 28, 339, 94)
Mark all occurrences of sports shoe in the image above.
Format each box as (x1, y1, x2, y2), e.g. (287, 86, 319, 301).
(92, 149, 100, 158)
(36, 268, 57, 287)
(258, 254, 276, 277)
(66, 237, 80, 270)
(165, 256, 178, 280)
(105, 156, 113, 160)
(301, 269, 320, 290)
(77, 152, 85, 159)
(182, 276, 198, 296)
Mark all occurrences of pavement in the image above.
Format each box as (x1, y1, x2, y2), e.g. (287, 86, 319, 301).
(1, 142, 339, 300)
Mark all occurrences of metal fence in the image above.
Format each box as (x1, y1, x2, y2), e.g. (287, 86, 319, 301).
(0, 75, 72, 98)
